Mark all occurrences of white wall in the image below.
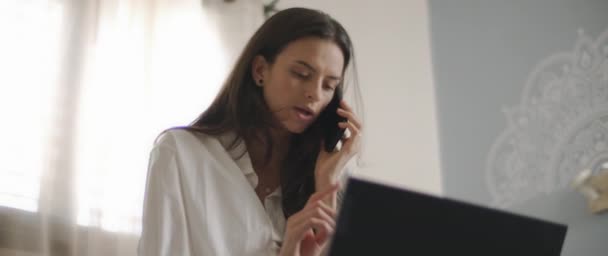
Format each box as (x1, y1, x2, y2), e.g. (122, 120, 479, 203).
(277, 0, 442, 195)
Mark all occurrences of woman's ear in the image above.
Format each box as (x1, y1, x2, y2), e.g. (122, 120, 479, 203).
(251, 55, 268, 87)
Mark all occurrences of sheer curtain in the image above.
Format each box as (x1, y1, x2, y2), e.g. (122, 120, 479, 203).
(0, 0, 263, 255)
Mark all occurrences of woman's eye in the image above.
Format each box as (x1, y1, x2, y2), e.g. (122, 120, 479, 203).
(291, 71, 309, 79)
(323, 84, 336, 91)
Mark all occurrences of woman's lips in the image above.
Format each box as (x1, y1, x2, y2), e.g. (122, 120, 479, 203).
(294, 107, 314, 121)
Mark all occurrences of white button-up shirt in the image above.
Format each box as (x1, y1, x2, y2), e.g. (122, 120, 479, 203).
(138, 129, 286, 255)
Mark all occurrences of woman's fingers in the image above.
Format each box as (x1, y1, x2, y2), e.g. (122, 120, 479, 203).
(306, 183, 339, 204)
(339, 100, 355, 114)
(334, 100, 363, 154)
(291, 200, 337, 228)
(338, 120, 360, 138)
(289, 210, 336, 238)
(289, 183, 338, 229)
(338, 120, 362, 156)
(309, 200, 338, 219)
(301, 202, 337, 225)
(337, 107, 362, 130)
(292, 217, 335, 243)
(281, 186, 341, 254)
(288, 199, 337, 233)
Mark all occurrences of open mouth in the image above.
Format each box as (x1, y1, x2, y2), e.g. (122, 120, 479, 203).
(294, 107, 314, 121)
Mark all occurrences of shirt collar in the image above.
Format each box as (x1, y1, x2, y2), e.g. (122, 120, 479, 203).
(217, 131, 255, 176)
(217, 131, 282, 197)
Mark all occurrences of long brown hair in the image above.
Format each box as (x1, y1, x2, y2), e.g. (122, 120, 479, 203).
(178, 7, 361, 218)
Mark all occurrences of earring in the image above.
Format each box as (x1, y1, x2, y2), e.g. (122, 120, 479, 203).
(258, 79, 263, 86)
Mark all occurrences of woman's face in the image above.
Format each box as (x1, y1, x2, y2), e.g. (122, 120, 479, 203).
(252, 37, 344, 134)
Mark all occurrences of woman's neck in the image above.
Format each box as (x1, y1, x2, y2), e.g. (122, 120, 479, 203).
(245, 126, 292, 172)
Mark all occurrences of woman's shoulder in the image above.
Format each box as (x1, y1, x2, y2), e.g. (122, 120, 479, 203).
(152, 127, 241, 157)
(152, 127, 214, 151)
(148, 127, 245, 177)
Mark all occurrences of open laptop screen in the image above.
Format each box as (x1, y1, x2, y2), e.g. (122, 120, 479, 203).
(328, 178, 567, 256)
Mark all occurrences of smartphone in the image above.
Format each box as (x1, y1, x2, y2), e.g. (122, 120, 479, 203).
(319, 87, 347, 152)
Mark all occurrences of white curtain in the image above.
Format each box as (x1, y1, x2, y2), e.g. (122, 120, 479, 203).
(0, 0, 263, 255)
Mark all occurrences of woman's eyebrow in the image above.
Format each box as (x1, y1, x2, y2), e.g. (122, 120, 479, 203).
(294, 60, 316, 72)
(294, 60, 342, 81)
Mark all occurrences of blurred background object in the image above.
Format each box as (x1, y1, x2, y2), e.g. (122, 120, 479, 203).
(429, 0, 608, 255)
(572, 163, 608, 214)
(0, 0, 263, 255)
(1, 0, 441, 255)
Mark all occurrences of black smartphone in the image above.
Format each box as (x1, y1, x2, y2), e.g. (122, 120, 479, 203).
(319, 87, 347, 152)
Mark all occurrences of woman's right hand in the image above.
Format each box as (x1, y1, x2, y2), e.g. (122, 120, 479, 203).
(279, 184, 340, 256)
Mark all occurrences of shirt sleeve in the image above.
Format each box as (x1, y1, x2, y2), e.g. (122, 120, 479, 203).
(138, 145, 193, 256)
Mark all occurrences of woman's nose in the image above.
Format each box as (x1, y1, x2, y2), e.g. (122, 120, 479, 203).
(304, 80, 323, 101)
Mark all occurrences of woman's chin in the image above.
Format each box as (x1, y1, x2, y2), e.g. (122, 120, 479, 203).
(284, 122, 310, 134)
(286, 126, 306, 134)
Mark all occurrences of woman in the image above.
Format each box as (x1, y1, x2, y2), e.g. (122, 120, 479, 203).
(138, 7, 363, 256)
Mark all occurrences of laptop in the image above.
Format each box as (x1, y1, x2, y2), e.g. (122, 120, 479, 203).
(328, 178, 568, 256)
